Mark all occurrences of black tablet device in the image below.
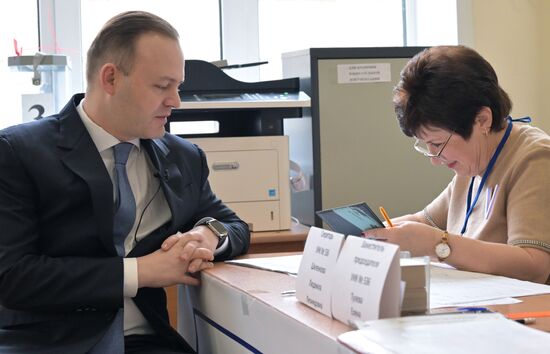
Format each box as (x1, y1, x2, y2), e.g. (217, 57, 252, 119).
(316, 202, 385, 236)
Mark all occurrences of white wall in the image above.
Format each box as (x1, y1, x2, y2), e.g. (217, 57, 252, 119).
(459, 0, 550, 133)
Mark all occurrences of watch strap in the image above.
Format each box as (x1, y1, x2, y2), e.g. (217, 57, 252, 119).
(194, 217, 215, 229)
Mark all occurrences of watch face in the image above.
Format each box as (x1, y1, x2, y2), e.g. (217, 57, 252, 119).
(435, 242, 451, 259)
(208, 219, 228, 237)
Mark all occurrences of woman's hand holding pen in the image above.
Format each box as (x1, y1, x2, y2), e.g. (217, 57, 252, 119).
(362, 221, 442, 258)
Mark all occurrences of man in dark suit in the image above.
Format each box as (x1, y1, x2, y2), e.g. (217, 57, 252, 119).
(0, 11, 249, 354)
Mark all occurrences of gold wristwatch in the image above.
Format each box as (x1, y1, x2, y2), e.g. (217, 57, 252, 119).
(435, 231, 451, 261)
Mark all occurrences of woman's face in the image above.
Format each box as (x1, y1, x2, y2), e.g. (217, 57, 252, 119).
(416, 120, 489, 177)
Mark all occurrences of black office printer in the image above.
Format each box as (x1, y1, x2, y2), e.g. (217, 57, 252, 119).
(168, 59, 310, 137)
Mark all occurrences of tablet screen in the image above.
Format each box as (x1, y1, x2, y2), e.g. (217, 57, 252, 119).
(316, 202, 384, 236)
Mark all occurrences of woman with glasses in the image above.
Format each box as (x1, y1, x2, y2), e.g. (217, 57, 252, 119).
(364, 45, 550, 284)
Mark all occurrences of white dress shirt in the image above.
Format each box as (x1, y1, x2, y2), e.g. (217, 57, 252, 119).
(77, 100, 171, 335)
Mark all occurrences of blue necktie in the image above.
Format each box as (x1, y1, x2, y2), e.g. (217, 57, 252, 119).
(112, 142, 136, 257)
(90, 142, 135, 354)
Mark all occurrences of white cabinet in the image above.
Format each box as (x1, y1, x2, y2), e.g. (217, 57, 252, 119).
(189, 136, 291, 231)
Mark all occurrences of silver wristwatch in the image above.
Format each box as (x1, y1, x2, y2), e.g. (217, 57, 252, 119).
(194, 217, 228, 248)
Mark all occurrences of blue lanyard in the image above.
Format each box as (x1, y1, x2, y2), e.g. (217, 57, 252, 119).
(460, 116, 531, 235)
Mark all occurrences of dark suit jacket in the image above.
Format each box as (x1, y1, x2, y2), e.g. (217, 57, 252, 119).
(0, 94, 250, 353)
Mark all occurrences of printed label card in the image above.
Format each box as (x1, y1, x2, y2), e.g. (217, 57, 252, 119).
(297, 227, 401, 323)
(331, 236, 401, 326)
(296, 227, 345, 317)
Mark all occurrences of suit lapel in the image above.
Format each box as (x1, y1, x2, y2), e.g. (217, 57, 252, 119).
(57, 95, 116, 255)
(142, 139, 188, 233)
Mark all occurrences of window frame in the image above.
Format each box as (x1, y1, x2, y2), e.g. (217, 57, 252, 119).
(39, 0, 459, 93)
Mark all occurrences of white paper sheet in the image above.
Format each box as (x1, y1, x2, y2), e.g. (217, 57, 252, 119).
(430, 264, 550, 308)
(339, 313, 550, 354)
(337, 63, 391, 84)
(226, 252, 413, 276)
(454, 297, 522, 306)
(225, 254, 302, 275)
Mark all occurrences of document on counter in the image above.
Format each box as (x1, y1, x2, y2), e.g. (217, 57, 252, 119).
(338, 312, 550, 354)
(225, 251, 550, 311)
(295, 227, 401, 324)
(225, 254, 302, 275)
(226, 252, 412, 277)
(430, 263, 550, 308)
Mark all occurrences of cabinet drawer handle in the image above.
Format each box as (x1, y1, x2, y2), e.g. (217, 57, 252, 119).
(212, 162, 240, 171)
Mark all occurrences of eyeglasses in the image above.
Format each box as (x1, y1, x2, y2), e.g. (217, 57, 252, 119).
(413, 132, 452, 159)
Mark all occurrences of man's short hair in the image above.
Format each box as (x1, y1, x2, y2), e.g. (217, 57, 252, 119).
(86, 11, 180, 84)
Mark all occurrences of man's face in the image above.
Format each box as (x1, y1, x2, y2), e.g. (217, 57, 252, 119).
(111, 32, 184, 140)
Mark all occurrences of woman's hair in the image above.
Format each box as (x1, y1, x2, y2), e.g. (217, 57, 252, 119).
(86, 11, 180, 84)
(393, 45, 512, 139)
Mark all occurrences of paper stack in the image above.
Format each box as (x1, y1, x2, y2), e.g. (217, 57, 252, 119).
(400, 257, 430, 314)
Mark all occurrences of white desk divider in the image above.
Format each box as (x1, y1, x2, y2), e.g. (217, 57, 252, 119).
(297, 227, 401, 325)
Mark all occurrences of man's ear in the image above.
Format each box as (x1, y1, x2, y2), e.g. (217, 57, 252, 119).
(99, 63, 117, 95)
(476, 106, 493, 132)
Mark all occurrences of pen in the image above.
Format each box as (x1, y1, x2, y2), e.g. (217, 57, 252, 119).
(456, 307, 491, 313)
(515, 317, 536, 325)
(379, 206, 394, 227)
(281, 290, 296, 296)
(428, 307, 492, 317)
(505, 310, 550, 320)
